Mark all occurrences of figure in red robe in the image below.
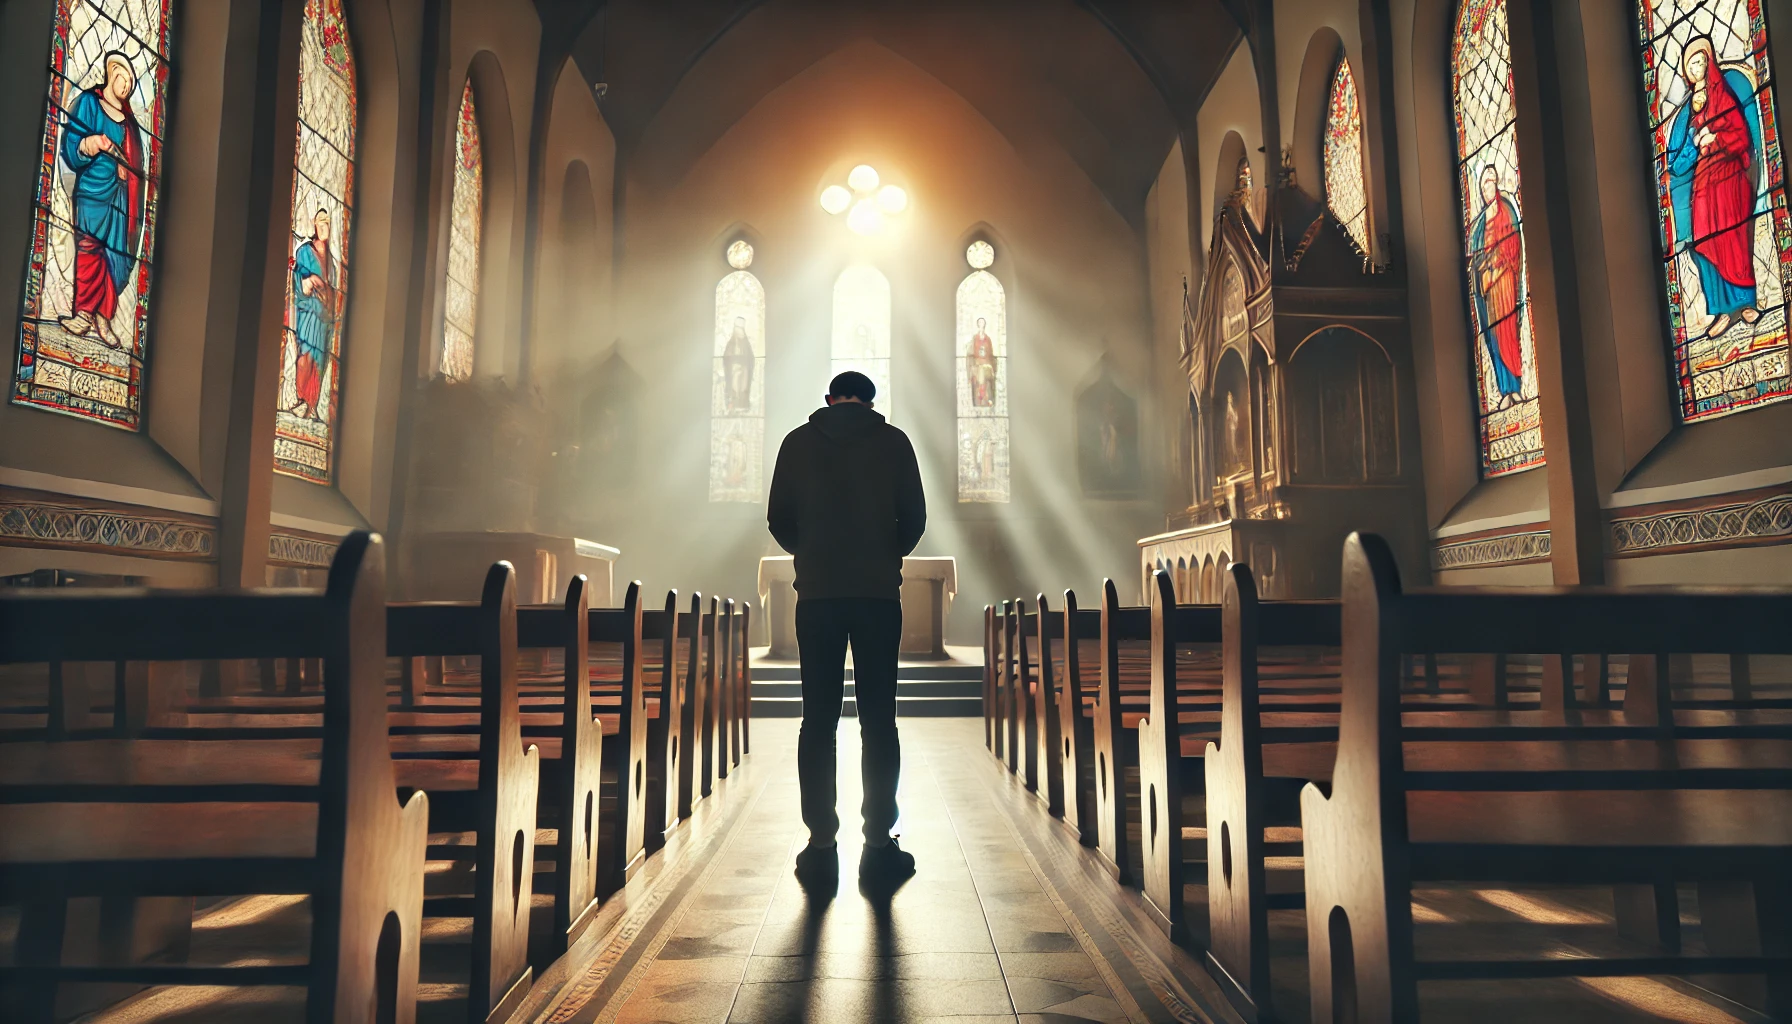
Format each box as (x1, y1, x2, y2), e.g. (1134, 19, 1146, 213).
(58, 53, 145, 351)
(1468, 166, 1525, 405)
(967, 318, 996, 407)
(1668, 35, 1761, 342)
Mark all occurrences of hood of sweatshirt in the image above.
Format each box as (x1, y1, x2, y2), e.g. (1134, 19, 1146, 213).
(809, 401, 886, 440)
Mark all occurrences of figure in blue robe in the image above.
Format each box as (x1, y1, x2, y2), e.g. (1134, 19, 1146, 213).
(290, 209, 337, 417)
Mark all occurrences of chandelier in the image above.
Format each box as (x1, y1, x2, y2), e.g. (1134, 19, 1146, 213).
(819, 164, 907, 236)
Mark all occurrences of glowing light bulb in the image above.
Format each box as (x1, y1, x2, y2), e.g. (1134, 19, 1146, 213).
(847, 198, 884, 236)
(819, 185, 852, 216)
(876, 185, 908, 214)
(847, 164, 880, 193)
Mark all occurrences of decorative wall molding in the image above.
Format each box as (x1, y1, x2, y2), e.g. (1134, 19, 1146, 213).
(1608, 487, 1792, 558)
(268, 531, 340, 568)
(0, 492, 217, 561)
(1430, 528, 1551, 571)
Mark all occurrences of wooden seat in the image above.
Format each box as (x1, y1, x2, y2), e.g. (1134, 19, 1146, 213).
(384, 565, 540, 1024)
(1300, 533, 1792, 1021)
(0, 531, 427, 1024)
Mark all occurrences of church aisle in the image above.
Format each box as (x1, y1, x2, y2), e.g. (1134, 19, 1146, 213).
(521, 718, 1235, 1024)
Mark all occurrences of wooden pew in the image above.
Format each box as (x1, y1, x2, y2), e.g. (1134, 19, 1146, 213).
(714, 597, 735, 783)
(385, 564, 540, 1024)
(732, 601, 752, 761)
(641, 590, 684, 852)
(1054, 589, 1102, 846)
(675, 593, 706, 821)
(999, 600, 1019, 772)
(1302, 533, 1792, 1022)
(1018, 596, 1066, 817)
(1092, 580, 1149, 884)
(0, 531, 429, 1023)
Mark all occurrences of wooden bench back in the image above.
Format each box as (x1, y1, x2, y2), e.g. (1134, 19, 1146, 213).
(1094, 579, 1149, 883)
(641, 590, 682, 847)
(1057, 591, 1101, 846)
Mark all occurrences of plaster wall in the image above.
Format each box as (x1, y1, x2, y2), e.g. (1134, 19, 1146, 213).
(1197, 45, 1266, 255)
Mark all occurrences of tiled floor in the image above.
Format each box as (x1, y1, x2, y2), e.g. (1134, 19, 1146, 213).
(523, 718, 1229, 1024)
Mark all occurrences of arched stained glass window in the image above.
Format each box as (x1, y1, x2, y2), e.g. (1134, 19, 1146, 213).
(711, 240, 765, 503)
(441, 79, 481, 381)
(14, 0, 175, 431)
(1325, 56, 1370, 254)
(1453, 0, 1544, 477)
(831, 265, 892, 417)
(958, 241, 1008, 503)
(1637, 0, 1792, 422)
(276, 0, 357, 483)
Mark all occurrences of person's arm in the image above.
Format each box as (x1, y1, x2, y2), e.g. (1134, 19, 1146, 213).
(894, 432, 926, 557)
(767, 435, 800, 554)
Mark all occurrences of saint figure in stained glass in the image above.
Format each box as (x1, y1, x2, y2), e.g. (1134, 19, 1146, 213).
(441, 80, 482, 381)
(291, 209, 339, 419)
(967, 318, 996, 407)
(15, 1, 174, 430)
(1324, 56, 1370, 253)
(956, 242, 1009, 502)
(1468, 166, 1526, 405)
(276, 0, 356, 482)
(1453, 0, 1544, 476)
(711, 242, 765, 502)
(722, 316, 754, 414)
(1638, 0, 1792, 422)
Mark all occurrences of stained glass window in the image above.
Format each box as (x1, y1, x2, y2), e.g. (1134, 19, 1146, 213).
(441, 79, 481, 381)
(1453, 0, 1545, 477)
(276, 0, 356, 483)
(831, 265, 892, 417)
(957, 242, 1008, 503)
(1325, 56, 1371, 253)
(710, 241, 765, 503)
(1637, 0, 1792, 422)
(13, 0, 174, 430)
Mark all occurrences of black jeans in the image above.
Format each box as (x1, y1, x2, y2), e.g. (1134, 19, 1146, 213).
(796, 598, 902, 844)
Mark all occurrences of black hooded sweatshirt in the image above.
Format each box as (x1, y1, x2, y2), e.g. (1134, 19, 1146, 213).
(767, 402, 926, 601)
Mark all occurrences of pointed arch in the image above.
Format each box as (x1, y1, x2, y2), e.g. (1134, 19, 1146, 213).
(711, 234, 765, 503)
(441, 76, 482, 381)
(275, 0, 359, 483)
(1324, 53, 1370, 254)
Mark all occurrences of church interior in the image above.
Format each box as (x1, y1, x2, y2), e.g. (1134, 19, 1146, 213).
(3, 0, 1792, 1021)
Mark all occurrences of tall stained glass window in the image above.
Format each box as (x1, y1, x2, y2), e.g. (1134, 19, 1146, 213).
(441, 79, 481, 381)
(14, 0, 174, 430)
(958, 241, 1008, 503)
(1325, 56, 1371, 253)
(711, 240, 765, 503)
(1638, 0, 1792, 422)
(831, 265, 891, 416)
(276, 0, 356, 483)
(1453, 0, 1545, 477)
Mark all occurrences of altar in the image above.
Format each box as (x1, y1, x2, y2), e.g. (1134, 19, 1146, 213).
(756, 556, 957, 659)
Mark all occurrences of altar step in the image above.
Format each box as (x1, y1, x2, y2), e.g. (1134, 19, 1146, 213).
(748, 671, 983, 718)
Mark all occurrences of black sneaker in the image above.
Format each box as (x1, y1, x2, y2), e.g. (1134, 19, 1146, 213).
(859, 837, 916, 881)
(794, 843, 838, 883)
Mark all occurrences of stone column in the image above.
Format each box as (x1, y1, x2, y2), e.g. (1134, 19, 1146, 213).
(216, 0, 305, 592)
(1505, 0, 1605, 585)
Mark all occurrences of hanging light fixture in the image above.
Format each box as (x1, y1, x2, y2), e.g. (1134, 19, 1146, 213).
(821, 164, 907, 236)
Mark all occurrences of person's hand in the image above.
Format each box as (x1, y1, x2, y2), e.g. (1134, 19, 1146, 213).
(78, 134, 109, 157)
(301, 276, 315, 297)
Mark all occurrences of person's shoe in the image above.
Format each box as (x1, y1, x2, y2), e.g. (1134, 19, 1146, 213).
(859, 837, 915, 881)
(794, 842, 838, 883)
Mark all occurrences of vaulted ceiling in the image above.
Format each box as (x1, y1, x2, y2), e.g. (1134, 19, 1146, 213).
(535, 0, 1246, 220)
